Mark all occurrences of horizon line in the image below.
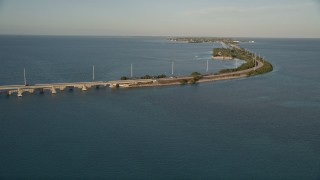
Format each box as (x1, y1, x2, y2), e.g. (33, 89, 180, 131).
(0, 33, 319, 39)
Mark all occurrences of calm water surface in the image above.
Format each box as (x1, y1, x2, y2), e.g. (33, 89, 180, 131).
(0, 36, 319, 179)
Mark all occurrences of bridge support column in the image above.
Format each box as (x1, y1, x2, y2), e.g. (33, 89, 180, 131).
(39, 88, 44, 94)
(17, 89, 23, 97)
(7, 91, 12, 96)
(82, 85, 87, 91)
(110, 83, 119, 88)
(51, 87, 57, 94)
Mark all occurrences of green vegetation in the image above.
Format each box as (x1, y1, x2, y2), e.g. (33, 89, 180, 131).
(140, 75, 152, 79)
(188, 79, 196, 84)
(191, 72, 201, 76)
(141, 74, 167, 79)
(216, 47, 273, 75)
(218, 60, 255, 74)
(191, 72, 202, 81)
(213, 48, 233, 58)
(155, 74, 167, 79)
(120, 76, 128, 80)
(247, 59, 273, 76)
(179, 79, 188, 85)
(177, 72, 203, 85)
(179, 72, 202, 85)
(120, 74, 167, 80)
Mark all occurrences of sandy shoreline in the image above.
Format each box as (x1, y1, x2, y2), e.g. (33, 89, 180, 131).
(124, 59, 263, 88)
(133, 74, 248, 88)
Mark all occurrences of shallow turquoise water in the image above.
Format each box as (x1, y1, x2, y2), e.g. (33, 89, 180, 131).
(0, 36, 319, 179)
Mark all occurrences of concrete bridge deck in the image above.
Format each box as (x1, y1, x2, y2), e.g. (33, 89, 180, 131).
(0, 79, 156, 97)
(0, 59, 264, 98)
(0, 81, 110, 97)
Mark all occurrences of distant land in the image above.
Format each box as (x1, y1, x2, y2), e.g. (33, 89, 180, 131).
(168, 37, 255, 44)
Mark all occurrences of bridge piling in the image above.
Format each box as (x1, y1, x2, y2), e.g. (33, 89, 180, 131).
(51, 87, 57, 94)
(109, 83, 116, 88)
(7, 91, 12, 96)
(17, 89, 23, 97)
(1, 80, 154, 98)
(59, 86, 66, 91)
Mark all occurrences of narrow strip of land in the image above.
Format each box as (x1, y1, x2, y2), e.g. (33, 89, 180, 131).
(0, 59, 265, 97)
(133, 59, 264, 87)
(0, 38, 273, 97)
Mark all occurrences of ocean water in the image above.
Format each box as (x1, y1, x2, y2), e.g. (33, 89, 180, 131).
(0, 36, 320, 179)
(0, 36, 243, 85)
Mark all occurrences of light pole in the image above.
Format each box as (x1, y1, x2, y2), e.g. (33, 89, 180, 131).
(24, 68, 27, 85)
(171, 61, 174, 76)
(206, 60, 209, 73)
(93, 65, 95, 81)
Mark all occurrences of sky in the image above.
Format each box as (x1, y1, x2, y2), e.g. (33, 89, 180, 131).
(0, 0, 320, 38)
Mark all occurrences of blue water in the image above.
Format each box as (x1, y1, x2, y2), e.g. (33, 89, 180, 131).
(0, 36, 243, 85)
(0, 36, 320, 179)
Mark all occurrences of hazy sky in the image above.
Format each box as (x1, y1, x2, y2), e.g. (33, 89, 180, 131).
(0, 0, 319, 37)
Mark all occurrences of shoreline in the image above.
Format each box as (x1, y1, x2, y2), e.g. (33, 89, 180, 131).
(130, 74, 248, 88)
(125, 59, 264, 88)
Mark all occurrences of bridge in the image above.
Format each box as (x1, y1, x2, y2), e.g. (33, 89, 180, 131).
(0, 53, 266, 98)
(0, 79, 156, 97)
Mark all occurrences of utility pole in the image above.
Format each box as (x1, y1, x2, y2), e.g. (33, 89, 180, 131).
(236, 59, 238, 68)
(131, 64, 133, 78)
(171, 61, 174, 75)
(254, 53, 257, 71)
(206, 60, 209, 73)
(24, 68, 27, 85)
(93, 65, 95, 81)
